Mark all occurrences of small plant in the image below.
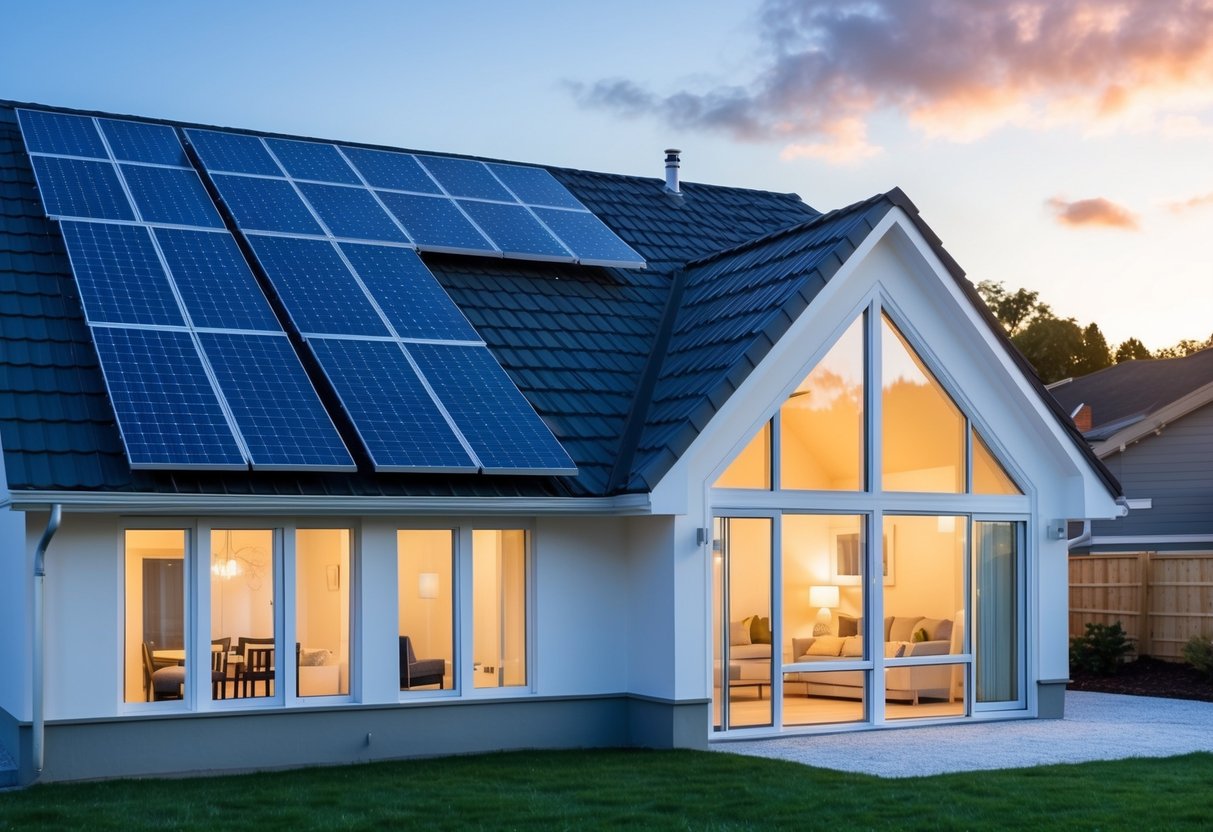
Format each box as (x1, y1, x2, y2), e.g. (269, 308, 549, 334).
(1070, 621, 1133, 675)
(1182, 635, 1213, 680)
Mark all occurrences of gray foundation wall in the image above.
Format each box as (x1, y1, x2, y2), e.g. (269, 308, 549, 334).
(16, 696, 709, 784)
(1036, 680, 1068, 719)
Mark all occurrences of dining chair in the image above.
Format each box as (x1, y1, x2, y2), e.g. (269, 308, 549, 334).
(141, 641, 185, 702)
(211, 637, 231, 699)
(242, 646, 275, 698)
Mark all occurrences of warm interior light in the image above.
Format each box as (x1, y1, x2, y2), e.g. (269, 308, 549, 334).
(210, 557, 241, 579)
(809, 585, 840, 636)
(418, 572, 439, 600)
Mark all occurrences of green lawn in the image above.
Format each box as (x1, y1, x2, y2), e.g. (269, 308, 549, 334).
(2, 749, 1212, 831)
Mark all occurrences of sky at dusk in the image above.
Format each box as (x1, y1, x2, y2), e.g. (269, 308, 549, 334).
(4, 0, 1211, 352)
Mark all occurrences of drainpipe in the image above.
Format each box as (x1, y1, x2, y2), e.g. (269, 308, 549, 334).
(32, 504, 61, 779)
(1066, 519, 1091, 551)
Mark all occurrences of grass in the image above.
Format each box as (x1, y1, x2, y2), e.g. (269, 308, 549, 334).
(2, 749, 1213, 831)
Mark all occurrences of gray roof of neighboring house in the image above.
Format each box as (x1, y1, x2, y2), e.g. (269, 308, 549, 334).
(1051, 348, 1213, 440)
(0, 100, 1118, 501)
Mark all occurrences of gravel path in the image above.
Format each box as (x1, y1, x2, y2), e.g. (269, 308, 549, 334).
(713, 691, 1213, 778)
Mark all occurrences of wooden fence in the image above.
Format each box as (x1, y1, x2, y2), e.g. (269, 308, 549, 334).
(1069, 552, 1213, 661)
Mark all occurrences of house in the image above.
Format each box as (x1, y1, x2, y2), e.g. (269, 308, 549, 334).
(0, 100, 1121, 785)
(1052, 349, 1213, 555)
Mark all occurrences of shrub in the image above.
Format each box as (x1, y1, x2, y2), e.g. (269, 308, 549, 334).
(1070, 621, 1133, 675)
(1182, 635, 1213, 680)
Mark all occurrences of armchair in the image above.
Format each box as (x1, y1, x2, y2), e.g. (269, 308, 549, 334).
(399, 636, 444, 690)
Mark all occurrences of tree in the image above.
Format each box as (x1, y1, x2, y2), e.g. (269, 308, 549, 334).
(1114, 338, 1152, 363)
(1154, 333, 1213, 359)
(1073, 323, 1112, 376)
(976, 280, 1047, 335)
(1011, 316, 1086, 383)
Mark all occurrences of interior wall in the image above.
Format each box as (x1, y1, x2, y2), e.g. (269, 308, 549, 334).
(882, 516, 966, 626)
(397, 529, 454, 683)
(123, 529, 186, 703)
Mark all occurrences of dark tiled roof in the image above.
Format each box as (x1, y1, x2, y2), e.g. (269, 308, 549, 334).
(0, 101, 816, 498)
(1050, 348, 1213, 433)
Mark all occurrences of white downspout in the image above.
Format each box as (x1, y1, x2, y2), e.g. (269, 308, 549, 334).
(32, 503, 61, 779)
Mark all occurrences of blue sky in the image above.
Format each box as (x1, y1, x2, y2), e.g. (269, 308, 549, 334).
(6, 0, 1212, 351)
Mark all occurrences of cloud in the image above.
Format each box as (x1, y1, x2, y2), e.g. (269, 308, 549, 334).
(1047, 196, 1140, 229)
(574, 0, 1213, 160)
(1165, 191, 1213, 213)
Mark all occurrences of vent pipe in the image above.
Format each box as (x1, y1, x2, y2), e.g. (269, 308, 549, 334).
(664, 149, 681, 194)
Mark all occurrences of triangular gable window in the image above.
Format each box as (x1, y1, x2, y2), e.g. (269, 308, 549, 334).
(715, 421, 770, 489)
(972, 428, 1022, 495)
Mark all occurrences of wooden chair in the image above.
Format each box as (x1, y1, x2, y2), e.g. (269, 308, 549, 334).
(141, 642, 185, 702)
(211, 637, 231, 699)
(242, 647, 275, 697)
(236, 637, 275, 698)
(399, 636, 444, 690)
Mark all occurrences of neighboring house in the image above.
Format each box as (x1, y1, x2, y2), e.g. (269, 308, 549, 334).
(0, 100, 1120, 785)
(1051, 349, 1213, 553)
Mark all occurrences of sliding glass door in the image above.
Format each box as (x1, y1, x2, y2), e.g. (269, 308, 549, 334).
(974, 520, 1025, 710)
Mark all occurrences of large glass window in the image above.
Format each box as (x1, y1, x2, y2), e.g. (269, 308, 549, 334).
(398, 530, 454, 692)
(295, 529, 351, 697)
(473, 530, 528, 689)
(210, 529, 276, 699)
(881, 316, 965, 493)
(972, 429, 1022, 495)
(712, 517, 772, 730)
(124, 530, 187, 704)
(715, 422, 770, 489)
(975, 521, 1023, 705)
(780, 317, 865, 491)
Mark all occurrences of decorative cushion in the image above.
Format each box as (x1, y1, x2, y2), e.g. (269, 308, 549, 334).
(912, 627, 929, 643)
(836, 614, 859, 637)
(840, 636, 863, 657)
(750, 616, 773, 645)
(729, 620, 752, 647)
(889, 616, 925, 643)
(300, 648, 332, 666)
(931, 618, 954, 643)
(807, 636, 845, 656)
(884, 642, 906, 659)
(884, 616, 894, 641)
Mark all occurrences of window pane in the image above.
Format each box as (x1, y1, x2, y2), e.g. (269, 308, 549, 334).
(881, 515, 966, 717)
(781, 316, 864, 491)
(296, 530, 350, 697)
(783, 670, 866, 726)
(714, 421, 770, 489)
(975, 521, 1021, 704)
(881, 316, 964, 492)
(972, 429, 1021, 495)
(211, 530, 276, 699)
(125, 530, 186, 704)
(472, 530, 527, 689)
(398, 530, 454, 692)
(718, 517, 772, 729)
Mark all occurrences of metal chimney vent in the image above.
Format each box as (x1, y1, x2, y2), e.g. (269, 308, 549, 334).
(664, 148, 681, 194)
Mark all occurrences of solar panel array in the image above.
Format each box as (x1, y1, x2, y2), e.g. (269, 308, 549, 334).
(17, 109, 354, 471)
(18, 108, 579, 476)
(184, 128, 646, 269)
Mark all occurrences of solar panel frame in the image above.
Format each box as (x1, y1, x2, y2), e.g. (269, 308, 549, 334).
(376, 190, 497, 255)
(339, 146, 442, 194)
(265, 137, 361, 185)
(530, 207, 647, 269)
(199, 331, 356, 471)
(456, 199, 575, 262)
(153, 228, 281, 332)
(183, 128, 284, 176)
(99, 119, 190, 167)
(29, 155, 137, 221)
(486, 162, 586, 210)
(90, 325, 248, 470)
(210, 173, 327, 235)
(295, 182, 410, 244)
(414, 154, 515, 202)
(119, 164, 225, 228)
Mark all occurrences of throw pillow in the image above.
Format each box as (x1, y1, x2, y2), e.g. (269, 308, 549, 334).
(840, 636, 863, 657)
(729, 620, 752, 647)
(912, 627, 929, 643)
(884, 642, 906, 659)
(750, 615, 773, 645)
(300, 648, 332, 667)
(836, 614, 859, 637)
(918, 617, 947, 641)
(889, 616, 925, 643)
(807, 636, 845, 656)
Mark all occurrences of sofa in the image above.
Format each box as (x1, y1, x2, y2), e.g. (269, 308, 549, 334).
(789, 614, 961, 704)
(715, 615, 773, 695)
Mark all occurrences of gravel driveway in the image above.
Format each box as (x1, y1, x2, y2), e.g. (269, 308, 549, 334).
(713, 691, 1213, 777)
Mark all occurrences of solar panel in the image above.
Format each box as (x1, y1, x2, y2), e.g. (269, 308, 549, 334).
(210, 174, 325, 235)
(245, 235, 390, 336)
(486, 163, 584, 209)
(457, 200, 573, 261)
(531, 208, 647, 268)
(309, 338, 478, 472)
(16, 109, 107, 158)
(59, 221, 185, 327)
(415, 154, 515, 201)
(120, 164, 224, 228)
(29, 156, 136, 221)
(406, 342, 576, 474)
(296, 182, 409, 243)
(265, 138, 360, 184)
(91, 326, 247, 469)
(338, 243, 479, 341)
(184, 128, 282, 176)
(153, 228, 279, 331)
(376, 190, 495, 253)
(340, 146, 441, 194)
(199, 332, 354, 470)
(99, 119, 189, 166)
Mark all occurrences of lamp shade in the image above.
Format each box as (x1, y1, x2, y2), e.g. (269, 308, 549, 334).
(418, 572, 440, 600)
(809, 585, 839, 609)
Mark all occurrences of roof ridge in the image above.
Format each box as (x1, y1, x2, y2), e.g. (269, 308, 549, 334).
(682, 190, 894, 270)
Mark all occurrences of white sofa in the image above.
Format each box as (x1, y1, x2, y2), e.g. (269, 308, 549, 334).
(714, 616, 773, 694)
(790, 614, 961, 705)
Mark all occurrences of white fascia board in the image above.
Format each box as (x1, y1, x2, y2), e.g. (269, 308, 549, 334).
(1092, 380, 1213, 459)
(649, 208, 1121, 519)
(1090, 534, 1213, 546)
(6, 490, 653, 516)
